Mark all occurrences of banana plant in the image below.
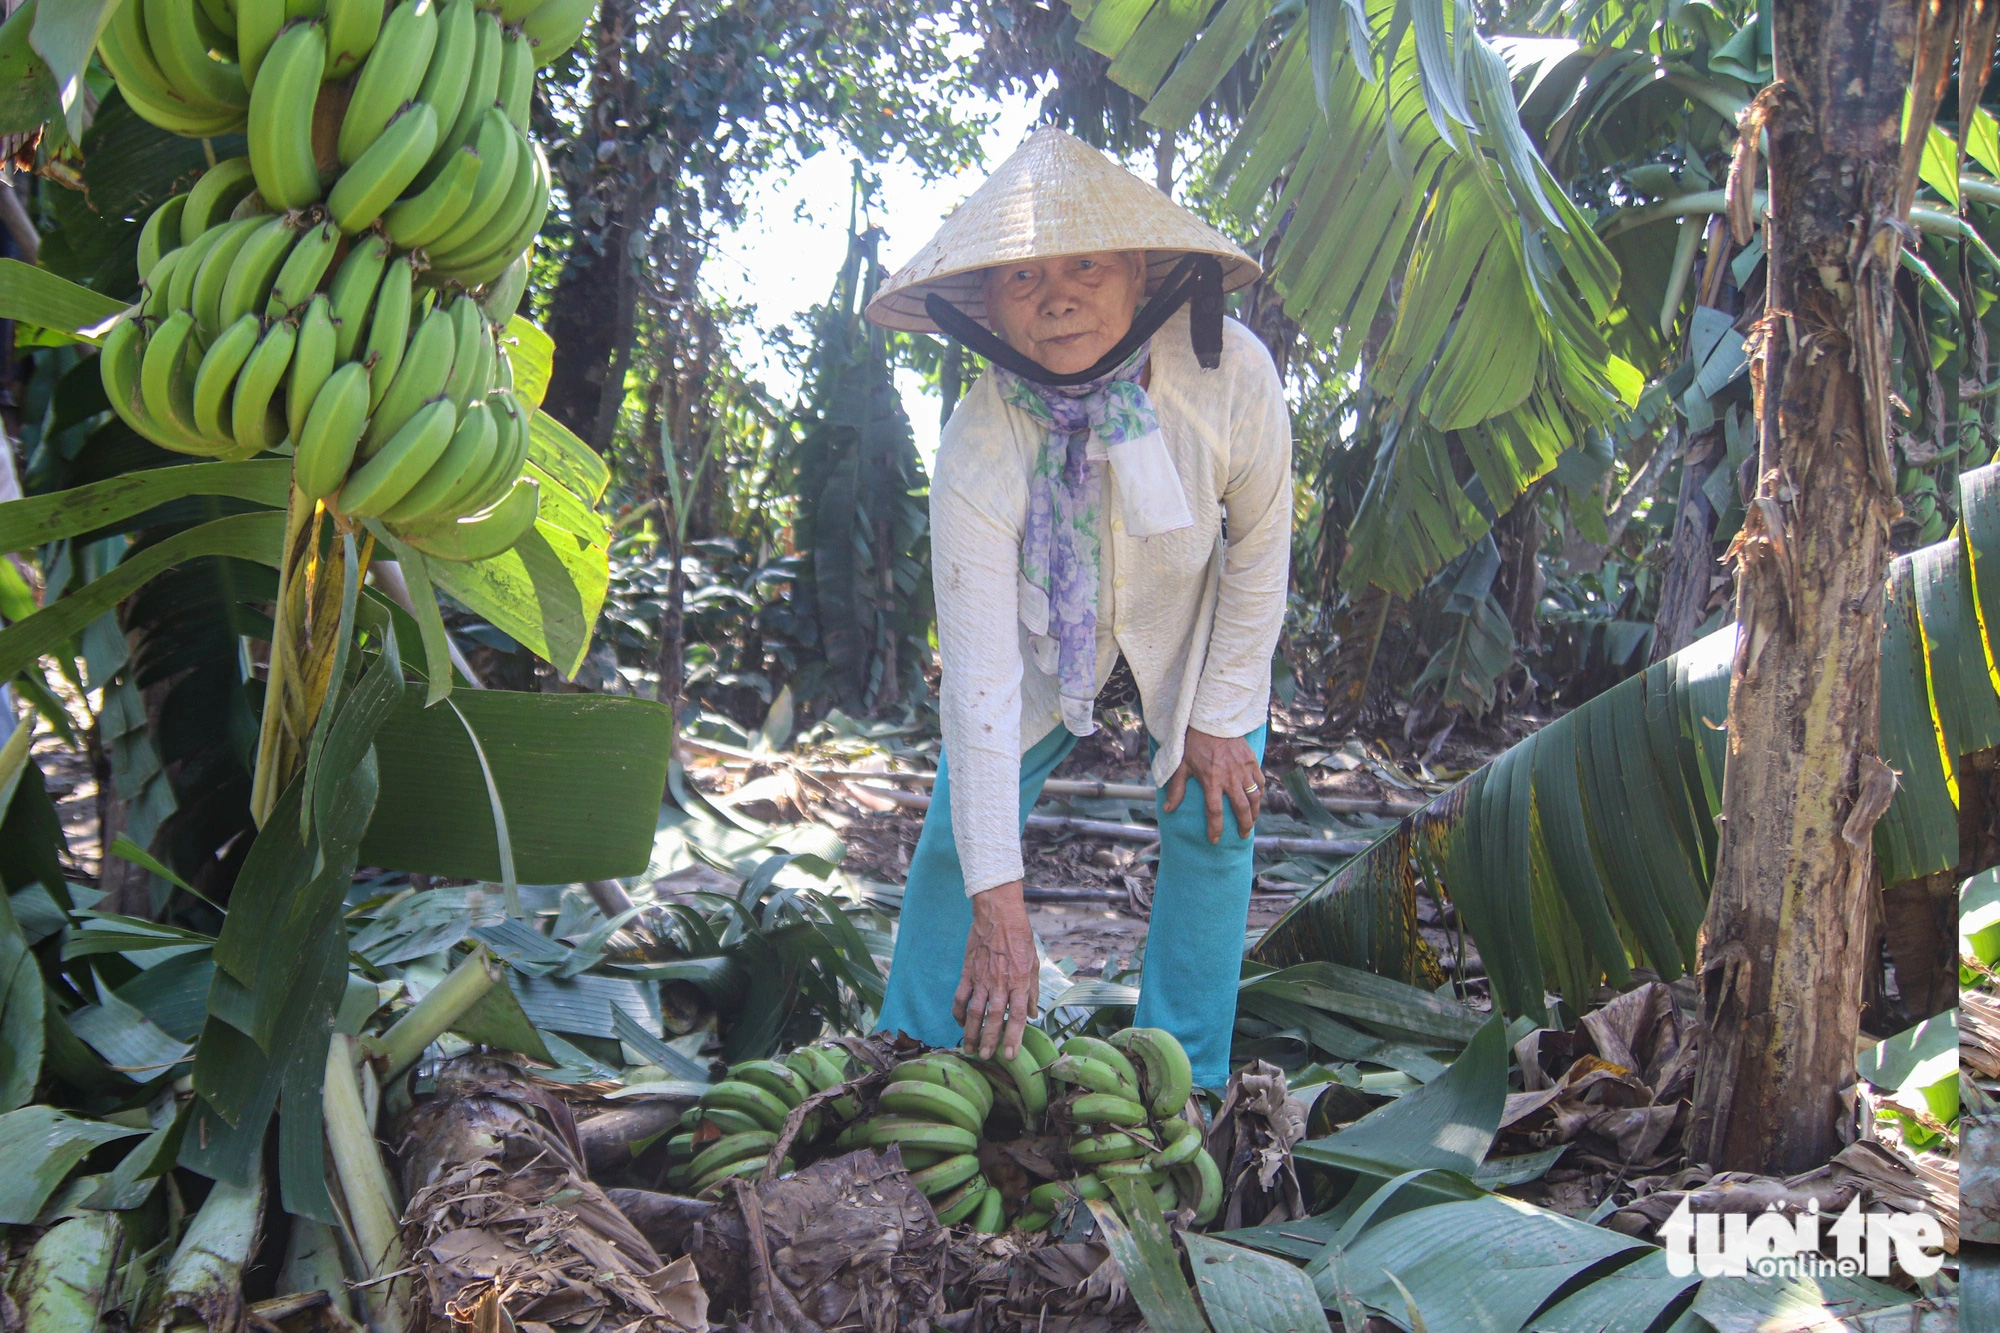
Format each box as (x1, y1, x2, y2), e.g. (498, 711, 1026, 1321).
(1255, 463, 2000, 1021)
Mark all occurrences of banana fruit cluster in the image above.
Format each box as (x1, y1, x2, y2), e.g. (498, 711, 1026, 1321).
(663, 1042, 857, 1198)
(96, 0, 578, 562)
(661, 1026, 1220, 1238)
(98, 0, 592, 142)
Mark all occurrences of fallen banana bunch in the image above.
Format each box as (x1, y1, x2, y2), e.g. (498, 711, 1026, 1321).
(663, 1025, 1223, 1238)
(97, 0, 582, 562)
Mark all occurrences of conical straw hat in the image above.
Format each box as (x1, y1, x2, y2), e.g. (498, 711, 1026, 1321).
(865, 126, 1261, 334)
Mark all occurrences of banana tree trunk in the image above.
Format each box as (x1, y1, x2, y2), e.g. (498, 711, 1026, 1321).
(1686, 0, 1928, 1173)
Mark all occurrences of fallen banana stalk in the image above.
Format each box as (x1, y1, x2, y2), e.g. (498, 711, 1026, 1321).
(675, 736, 1426, 815)
(846, 783, 1374, 856)
(11, 1210, 122, 1330)
(278, 1218, 361, 1328)
(324, 1034, 411, 1331)
(367, 946, 502, 1084)
(152, 1170, 264, 1331)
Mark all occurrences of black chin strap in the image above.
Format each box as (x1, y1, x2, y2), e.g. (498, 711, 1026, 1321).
(923, 252, 1225, 386)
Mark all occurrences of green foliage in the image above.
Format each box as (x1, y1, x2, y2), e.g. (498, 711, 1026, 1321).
(1259, 465, 2000, 1017)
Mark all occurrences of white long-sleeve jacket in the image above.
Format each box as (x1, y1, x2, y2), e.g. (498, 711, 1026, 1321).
(929, 309, 1293, 895)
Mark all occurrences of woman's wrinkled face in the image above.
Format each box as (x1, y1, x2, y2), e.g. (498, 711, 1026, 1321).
(983, 251, 1147, 375)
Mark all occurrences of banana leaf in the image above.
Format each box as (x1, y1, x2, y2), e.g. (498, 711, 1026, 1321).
(1257, 473, 2000, 1016)
(359, 686, 674, 882)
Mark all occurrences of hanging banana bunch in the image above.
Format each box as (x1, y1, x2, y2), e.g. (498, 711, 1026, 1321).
(659, 1027, 1220, 1236)
(95, 0, 589, 823)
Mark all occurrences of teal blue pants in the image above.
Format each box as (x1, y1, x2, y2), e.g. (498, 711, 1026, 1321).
(875, 722, 1267, 1088)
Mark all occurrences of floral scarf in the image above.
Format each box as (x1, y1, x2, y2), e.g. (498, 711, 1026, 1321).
(998, 343, 1161, 736)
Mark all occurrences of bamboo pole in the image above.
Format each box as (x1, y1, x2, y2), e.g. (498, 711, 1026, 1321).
(845, 784, 1373, 856)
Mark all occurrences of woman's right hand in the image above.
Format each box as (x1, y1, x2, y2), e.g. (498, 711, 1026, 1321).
(955, 880, 1039, 1061)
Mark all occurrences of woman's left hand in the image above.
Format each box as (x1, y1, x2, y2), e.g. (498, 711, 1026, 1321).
(1162, 727, 1264, 843)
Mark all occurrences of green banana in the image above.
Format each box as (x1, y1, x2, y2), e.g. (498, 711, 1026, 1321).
(784, 1048, 843, 1094)
(519, 0, 593, 66)
(381, 400, 496, 523)
(456, 389, 528, 511)
(440, 296, 492, 409)
(1070, 1094, 1147, 1128)
(337, 396, 458, 517)
(495, 26, 533, 129)
(1019, 1024, 1059, 1073)
(695, 1107, 766, 1139)
(360, 254, 418, 407)
(287, 294, 338, 440)
(230, 317, 297, 455)
(98, 0, 247, 134)
(438, 149, 548, 287)
(98, 319, 154, 441)
(195, 0, 235, 35)
(327, 233, 391, 362)
(139, 310, 216, 449)
(1094, 1158, 1157, 1182)
(337, 0, 440, 165)
(322, 0, 379, 77)
(894, 1056, 993, 1118)
(286, 0, 325, 16)
(1061, 1037, 1141, 1100)
(166, 221, 231, 316)
(182, 157, 259, 243)
(190, 217, 263, 337)
(664, 1132, 695, 1163)
(145, 0, 251, 110)
(421, 108, 518, 257)
(1046, 1055, 1131, 1098)
(266, 215, 341, 317)
(479, 252, 530, 323)
(137, 196, 187, 280)
(879, 1081, 984, 1137)
(933, 1175, 988, 1226)
(1014, 1209, 1052, 1233)
(1147, 1116, 1201, 1169)
(988, 1040, 1050, 1127)
(970, 1188, 1005, 1234)
(410, 0, 477, 163)
(191, 313, 263, 440)
(246, 19, 326, 208)
(218, 212, 301, 330)
(495, 0, 540, 23)
(384, 145, 482, 249)
(1109, 1027, 1194, 1119)
(292, 360, 371, 498)
(424, 7, 500, 179)
(1152, 1177, 1180, 1212)
(363, 305, 454, 453)
(1028, 1176, 1108, 1213)
(404, 476, 540, 563)
(697, 1080, 793, 1134)
(897, 1147, 953, 1170)
(326, 101, 439, 233)
(908, 1153, 981, 1198)
(692, 1155, 792, 1197)
(143, 249, 187, 321)
(1068, 1131, 1152, 1165)
(864, 1118, 978, 1156)
(684, 1131, 776, 1184)
(235, 0, 286, 87)
(731, 1060, 812, 1109)
(431, 138, 547, 281)
(1175, 1148, 1222, 1224)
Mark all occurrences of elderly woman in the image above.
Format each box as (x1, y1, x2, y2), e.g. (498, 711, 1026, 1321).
(864, 128, 1291, 1089)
